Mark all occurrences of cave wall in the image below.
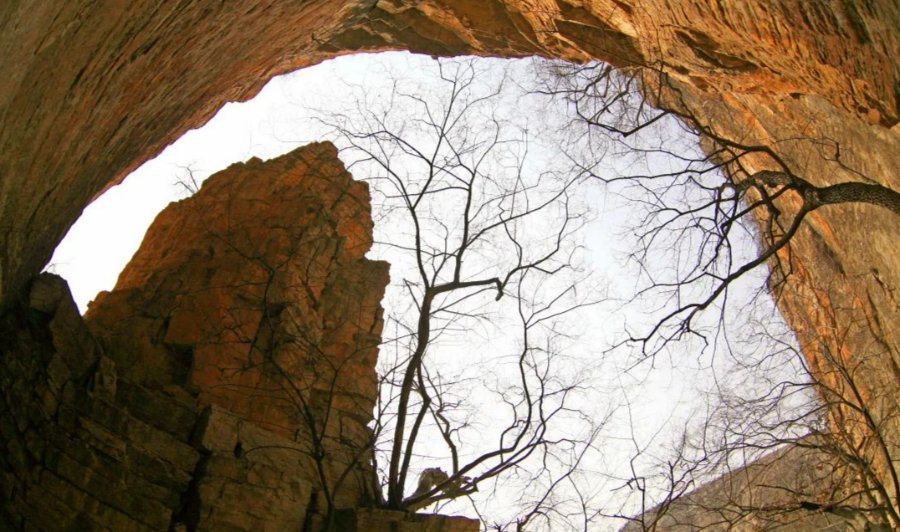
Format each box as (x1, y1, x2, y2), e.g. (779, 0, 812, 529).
(2, 0, 897, 364)
(2, 0, 897, 390)
(2, 0, 896, 311)
(1, 0, 897, 528)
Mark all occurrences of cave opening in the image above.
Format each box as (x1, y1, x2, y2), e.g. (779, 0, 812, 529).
(0, 1, 894, 529)
(44, 52, 830, 529)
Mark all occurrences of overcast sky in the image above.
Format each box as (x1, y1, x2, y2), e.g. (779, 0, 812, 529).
(49, 53, 801, 530)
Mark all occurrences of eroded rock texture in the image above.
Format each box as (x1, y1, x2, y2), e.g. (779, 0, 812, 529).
(84, 141, 390, 527)
(0, 144, 479, 531)
(86, 142, 386, 439)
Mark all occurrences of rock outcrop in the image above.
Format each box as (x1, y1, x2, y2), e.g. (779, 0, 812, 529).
(0, 143, 479, 531)
(86, 142, 386, 440)
(84, 141, 390, 527)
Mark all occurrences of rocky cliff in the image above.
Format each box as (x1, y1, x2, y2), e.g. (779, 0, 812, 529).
(0, 143, 476, 531)
(86, 143, 386, 440)
(84, 141, 390, 527)
(1, 1, 897, 529)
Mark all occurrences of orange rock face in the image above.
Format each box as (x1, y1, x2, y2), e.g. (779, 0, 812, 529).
(0, 145, 472, 530)
(86, 143, 389, 442)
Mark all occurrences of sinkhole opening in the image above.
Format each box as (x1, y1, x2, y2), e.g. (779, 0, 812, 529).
(49, 52, 824, 529)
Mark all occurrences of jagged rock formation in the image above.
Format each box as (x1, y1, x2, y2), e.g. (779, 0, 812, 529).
(85, 142, 390, 528)
(1, 1, 897, 529)
(86, 143, 386, 441)
(0, 143, 476, 531)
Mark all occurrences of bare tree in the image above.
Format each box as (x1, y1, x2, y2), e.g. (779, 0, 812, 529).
(536, 60, 900, 530)
(180, 57, 611, 532)
(613, 296, 899, 530)
(173, 164, 203, 196)
(316, 58, 608, 527)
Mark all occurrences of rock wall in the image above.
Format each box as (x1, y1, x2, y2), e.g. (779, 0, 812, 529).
(84, 141, 391, 526)
(0, 143, 478, 531)
(0, 273, 203, 530)
(85, 142, 387, 442)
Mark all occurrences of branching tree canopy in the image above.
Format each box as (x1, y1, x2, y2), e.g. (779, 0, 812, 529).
(132, 54, 898, 531)
(537, 62, 900, 358)
(313, 58, 609, 528)
(536, 60, 900, 530)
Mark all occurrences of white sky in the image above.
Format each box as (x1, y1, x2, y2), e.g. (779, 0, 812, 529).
(49, 53, 802, 530)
